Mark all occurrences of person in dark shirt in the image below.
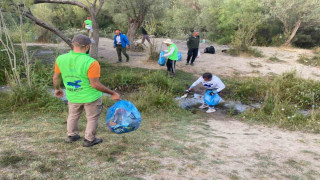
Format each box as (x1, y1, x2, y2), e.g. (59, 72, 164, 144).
(141, 27, 151, 44)
(186, 30, 200, 66)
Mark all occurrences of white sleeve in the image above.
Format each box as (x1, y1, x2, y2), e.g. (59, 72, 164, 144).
(190, 77, 203, 89)
(163, 47, 175, 57)
(215, 78, 226, 92)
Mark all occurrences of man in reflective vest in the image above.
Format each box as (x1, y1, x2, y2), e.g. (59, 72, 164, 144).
(53, 34, 120, 147)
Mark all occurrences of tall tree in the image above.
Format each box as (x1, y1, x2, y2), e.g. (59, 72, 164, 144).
(111, 0, 158, 49)
(261, 0, 320, 46)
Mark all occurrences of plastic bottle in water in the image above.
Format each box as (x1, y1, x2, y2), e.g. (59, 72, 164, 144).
(202, 39, 206, 43)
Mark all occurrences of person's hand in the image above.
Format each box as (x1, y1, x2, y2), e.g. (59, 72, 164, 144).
(209, 90, 218, 96)
(161, 56, 164, 58)
(111, 92, 121, 100)
(54, 89, 64, 98)
(113, 45, 116, 48)
(185, 89, 190, 93)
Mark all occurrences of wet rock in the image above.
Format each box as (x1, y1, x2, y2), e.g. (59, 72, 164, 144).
(175, 93, 203, 109)
(297, 110, 310, 117)
(223, 101, 251, 113)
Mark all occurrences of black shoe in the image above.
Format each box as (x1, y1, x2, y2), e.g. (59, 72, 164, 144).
(126, 59, 129, 62)
(190, 63, 194, 66)
(83, 138, 103, 147)
(185, 63, 189, 65)
(117, 60, 122, 63)
(66, 135, 80, 143)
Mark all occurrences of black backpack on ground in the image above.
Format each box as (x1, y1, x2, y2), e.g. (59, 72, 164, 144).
(204, 46, 215, 54)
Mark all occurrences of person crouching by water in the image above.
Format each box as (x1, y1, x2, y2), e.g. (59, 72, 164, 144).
(186, 72, 225, 113)
(162, 39, 179, 77)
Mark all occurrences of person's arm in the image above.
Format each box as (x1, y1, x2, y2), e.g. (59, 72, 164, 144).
(113, 36, 117, 47)
(187, 36, 191, 49)
(87, 61, 120, 100)
(162, 47, 175, 57)
(215, 78, 226, 93)
(83, 22, 86, 28)
(53, 61, 64, 97)
(188, 77, 203, 90)
(124, 35, 130, 46)
(89, 78, 120, 100)
(53, 72, 64, 97)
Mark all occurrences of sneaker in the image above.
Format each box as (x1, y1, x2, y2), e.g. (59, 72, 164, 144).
(170, 73, 175, 78)
(199, 104, 209, 109)
(185, 63, 189, 65)
(66, 135, 80, 143)
(117, 60, 122, 63)
(190, 63, 194, 66)
(83, 138, 103, 147)
(206, 108, 216, 113)
(126, 59, 129, 62)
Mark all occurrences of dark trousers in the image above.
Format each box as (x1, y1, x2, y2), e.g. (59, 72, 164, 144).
(187, 48, 198, 64)
(166, 59, 176, 73)
(116, 45, 129, 61)
(141, 34, 151, 44)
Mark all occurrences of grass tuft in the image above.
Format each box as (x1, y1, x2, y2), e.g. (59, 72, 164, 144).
(297, 54, 320, 67)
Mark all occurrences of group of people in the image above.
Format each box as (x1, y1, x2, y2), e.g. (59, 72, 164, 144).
(53, 20, 224, 147)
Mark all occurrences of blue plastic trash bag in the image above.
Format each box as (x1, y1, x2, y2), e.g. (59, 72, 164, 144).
(177, 52, 182, 61)
(204, 90, 221, 106)
(106, 100, 141, 134)
(158, 51, 166, 66)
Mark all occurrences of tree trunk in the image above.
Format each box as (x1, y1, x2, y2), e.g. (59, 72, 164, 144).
(89, 12, 99, 59)
(22, 11, 73, 48)
(127, 19, 141, 50)
(33, 0, 104, 58)
(283, 17, 303, 47)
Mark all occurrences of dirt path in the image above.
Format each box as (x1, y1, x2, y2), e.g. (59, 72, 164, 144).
(98, 37, 320, 80)
(142, 112, 320, 179)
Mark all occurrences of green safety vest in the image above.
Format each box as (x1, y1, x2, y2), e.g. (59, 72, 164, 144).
(84, 20, 92, 26)
(168, 44, 178, 60)
(56, 51, 102, 103)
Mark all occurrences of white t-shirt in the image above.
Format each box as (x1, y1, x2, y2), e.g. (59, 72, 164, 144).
(116, 36, 121, 44)
(190, 76, 225, 92)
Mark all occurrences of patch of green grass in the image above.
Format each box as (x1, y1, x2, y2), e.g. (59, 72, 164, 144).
(0, 63, 201, 179)
(268, 56, 283, 62)
(226, 48, 264, 57)
(297, 54, 320, 67)
(247, 48, 264, 57)
(224, 71, 320, 132)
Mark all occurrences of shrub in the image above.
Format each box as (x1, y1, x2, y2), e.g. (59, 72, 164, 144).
(247, 48, 264, 57)
(148, 39, 160, 61)
(128, 84, 178, 113)
(313, 47, 320, 54)
(297, 54, 320, 67)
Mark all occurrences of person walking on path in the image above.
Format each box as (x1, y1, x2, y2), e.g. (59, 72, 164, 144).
(83, 17, 93, 38)
(162, 39, 179, 77)
(141, 27, 151, 44)
(186, 30, 200, 66)
(53, 34, 121, 147)
(113, 29, 130, 63)
(186, 72, 225, 113)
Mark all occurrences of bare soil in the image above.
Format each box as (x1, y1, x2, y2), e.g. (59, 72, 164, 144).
(142, 112, 320, 179)
(98, 37, 320, 80)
